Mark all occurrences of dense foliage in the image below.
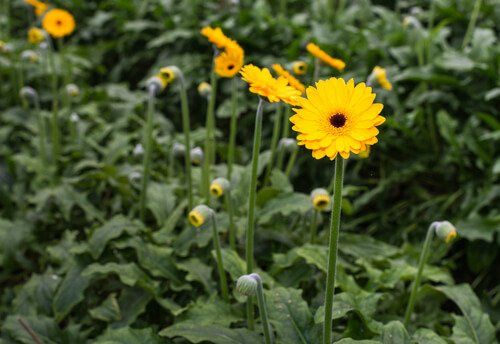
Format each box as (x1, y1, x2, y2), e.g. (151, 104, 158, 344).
(0, 0, 498, 343)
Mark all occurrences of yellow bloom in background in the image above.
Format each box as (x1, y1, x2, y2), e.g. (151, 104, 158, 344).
(209, 177, 230, 198)
(306, 43, 345, 71)
(358, 145, 371, 159)
(24, 0, 48, 16)
(198, 82, 212, 97)
(214, 42, 244, 78)
(310, 188, 331, 211)
(240, 64, 301, 104)
(28, 27, 45, 44)
(291, 77, 385, 159)
(188, 204, 213, 227)
(200, 26, 232, 49)
(292, 61, 308, 75)
(372, 66, 393, 91)
(42, 9, 76, 38)
(272, 64, 306, 93)
(159, 67, 176, 85)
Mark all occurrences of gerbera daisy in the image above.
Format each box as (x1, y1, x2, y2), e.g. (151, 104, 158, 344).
(272, 64, 306, 93)
(28, 27, 45, 44)
(42, 9, 76, 38)
(291, 78, 385, 159)
(200, 26, 233, 49)
(240, 64, 301, 104)
(214, 42, 244, 78)
(306, 43, 345, 71)
(371, 66, 393, 91)
(24, 0, 48, 16)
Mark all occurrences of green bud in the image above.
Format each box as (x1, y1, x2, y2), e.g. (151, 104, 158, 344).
(435, 221, 457, 243)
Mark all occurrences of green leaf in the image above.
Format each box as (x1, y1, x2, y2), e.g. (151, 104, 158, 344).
(436, 50, 475, 72)
(112, 287, 153, 327)
(219, 248, 246, 280)
(380, 321, 411, 344)
(175, 295, 239, 327)
(335, 339, 381, 344)
(434, 284, 495, 344)
(412, 329, 447, 344)
(53, 265, 91, 322)
(89, 293, 121, 322)
(152, 199, 188, 244)
(258, 193, 311, 224)
(146, 182, 176, 225)
(159, 324, 260, 343)
(82, 262, 151, 287)
(177, 258, 215, 293)
(339, 233, 399, 259)
(96, 327, 162, 344)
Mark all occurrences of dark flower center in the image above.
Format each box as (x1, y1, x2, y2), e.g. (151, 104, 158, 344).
(316, 200, 327, 207)
(227, 64, 235, 70)
(330, 113, 346, 128)
(56, 20, 63, 26)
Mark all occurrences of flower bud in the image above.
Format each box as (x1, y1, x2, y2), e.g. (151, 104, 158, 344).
(65, 83, 80, 97)
(190, 147, 204, 165)
(403, 16, 423, 29)
(21, 50, 39, 63)
(235, 273, 261, 296)
(188, 204, 214, 227)
(368, 66, 392, 91)
(435, 221, 458, 243)
(159, 66, 177, 85)
(129, 171, 141, 182)
(146, 76, 166, 96)
(197, 82, 212, 98)
(210, 177, 230, 198)
(358, 145, 370, 159)
(0, 41, 13, 53)
(310, 188, 331, 211)
(133, 143, 144, 156)
(278, 138, 297, 153)
(172, 142, 186, 158)
(19, 86, 38, 102)
(70, 112, 80, 123)
(291, 61, 307, 75)
(28, 27, 45, 45)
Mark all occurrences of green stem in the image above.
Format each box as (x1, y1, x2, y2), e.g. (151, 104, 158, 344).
(211, 214, 230, 302)
(462, 0, 482, 49)
(34, 96, 48, 169)
(312, 58, 320, 83)
(139, 90, 155, 221)
(47, 40, 61, 170)
(403, 222, 437, 327)
(227, 77, 238, 179)
(276, 107, 291, 170)
(225, 192, 236, 251)
(179, 81, 194, 211)
(57, 39, 71, 109)
(202, 70, 218, 201)
(264, 104, 283, 184)
(284, 148, 297, 177)
(246, 98, 265, 329)
(253, 275, 273, 344)
(310, 210, 318, 243)
(323, 157, 344, 344)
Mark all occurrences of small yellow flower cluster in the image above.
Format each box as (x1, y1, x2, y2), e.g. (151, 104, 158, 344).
(201, 26, 244, 78)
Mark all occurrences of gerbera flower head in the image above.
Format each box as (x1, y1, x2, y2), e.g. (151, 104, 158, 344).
(214, 41, 244, 78)
(291, 77, 385, 160)
(28, 27, 45, 44)
(306, 43, 345, 71)
(310, 188, 331, 211)
(371, 66, 393, 91)
(159, 67, 176, 85)
(292, 61, 307, 75)
(272, 64, 306, 93)
(240, 64, 301, 104)
(42, 9, 76, 38)
(200, 26, 232, 49)
(24, 0, 48, 16)
(188, 205, 213, 227)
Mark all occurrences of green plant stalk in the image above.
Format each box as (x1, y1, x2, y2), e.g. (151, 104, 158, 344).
(34, 97, 48, 169)
(284, 148, 297, 177)
(403, 222, 437, 327)
(227, 77, 238, 179)
(254, 277, 273, 344)
(224, 192, 236, 251)
(280, 0, 287, 18)
(312, 58, 320, 83)
(323, 156, 345, 344)
(18, 61, 28, 109)
(57, 39, 71, 109)
(139, 91, 156, 221)
(310, 210, 318, 243)
(179, 83, 194, 211)
(47, 40, 61, 169)
(462, 0, 482, 49)
(264, 104, 282, 184)
(211, 214, 230, 302)
(202, 70, 218, 201)
(276, 106, 292, 170)
(245, 97, 264, 330)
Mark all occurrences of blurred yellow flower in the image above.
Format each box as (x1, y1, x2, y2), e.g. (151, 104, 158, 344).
(310, 188, 331, 211)
(198, 82, 212, 97)
(372, 66, 393, 91)
(200, 26, 232, 49)
(292, 61, 307, 75)
(42, 9, 76, 38)
(214, 42, 244, 78)
(306, 43, 345, 71)
(291, 78, 385, 159)
(240, 64, 301, 105)
(272, 64, 305, 93)
(358, 145, 371, 159)
(24, 0, 48, 16)
(159, 67, 176, 85)
(28, 27, 45, 44)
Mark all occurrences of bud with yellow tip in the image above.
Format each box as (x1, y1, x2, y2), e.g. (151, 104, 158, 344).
(310, 188, 331, 211)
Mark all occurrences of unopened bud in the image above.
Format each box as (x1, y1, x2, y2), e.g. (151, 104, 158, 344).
(65, 83, 80, 97)
(236, 273, 261, 296)
(19, 86, 38, 102)
(133, 143, 144, 156)
(188, 204, 214, 228)
(70, 112, 80, 122)
(197, 82, 212, 98)
(190, 147, 204, 165)
(21, 50, 39, 63)
(279, 138, 297, 153)
(291, 61, 307, 75)
(435, 221, 458, 243)
(310, 188, 331, 211)
(172, 142, 186, 158)
(210, 177, 230, 198)
(129, 171, 141, 182)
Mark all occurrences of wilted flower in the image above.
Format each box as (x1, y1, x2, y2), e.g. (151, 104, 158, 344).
(210, 177, 230, 197)
(197, 82, 212, 98)
(28, 27, 45, 44)
(188, 204, 213, 227)
(310, 188, 331, 211)
(435, 221, 458, 243)
(291, 61, 308, 75)
(21, 50, 39, 63)
(42, 9, 76, 38)
(190, 147, 204, 165)
(306, 43, 345, 71)
(65, 83, 80, 97)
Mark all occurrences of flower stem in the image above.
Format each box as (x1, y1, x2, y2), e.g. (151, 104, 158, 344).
(276, 106, 292, 170)
(139, 90, 155, 221)
(179, 81, 194, 211)
(462, 0, 482, 49)
(57, 39, 71, 109)
(225, 192, 236, 251)
(227, 77, 238, 179)
(403, 222, 437, 327)
(284, 147, 297, 177)
(264, 104, 283, 184)
(34, 96, 48, 169)
(254, 275, 273, 344)
(310, 210, 318, 243)
(47, 39, 61, 171)
(312, 57, 320, 83)
(323, 156, 344, 344)
(211, 214, 230, 302)
(202, 70, 218, 201)
(246, 98, 265, 329)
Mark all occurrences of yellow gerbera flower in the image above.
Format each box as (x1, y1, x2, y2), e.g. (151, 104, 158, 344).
(24, 0, 48, 16)
(372, 66, 393, 91)
(159, 67, 176, 85)
(200, 26, 233, 49)
(28, 27, 45, 44)
(272, 64, 305, 93)
(214, 42, 244, 78)
(306, 43, 345, 71)
(292, 61, 307, 75)
(240, 64, 301, 105)
(291, 78, 385, 160)
(42, 9, 76, 38)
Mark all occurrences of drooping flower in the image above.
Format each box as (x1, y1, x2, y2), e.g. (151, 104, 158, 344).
(310, 188, 331, 211)
(200, 26, 233, 49)
(158, 67, 176, 85)
(198, 82, 212, 97)
(435, 221, 458, 243)
(188, 204, 213, 227)
(371, 66, 393, 91)
(240, 64, 301, 104)
(214, 42, 244, 78)
(24, 0, 48, 16)
(42, 9, 76, 38)
(210, 177, 230, 198)
(291, 61, 307, 75)
(291, 77, 385, 159)
(306, 43, 345, 71)
(28, 27, 45, 44)
(272, 64, 305, 93)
